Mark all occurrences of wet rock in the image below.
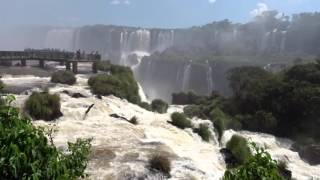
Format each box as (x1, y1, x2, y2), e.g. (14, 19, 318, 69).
(298, 144, 320, 165)
(110, 113, 129, 121)
(71, 93, 86, 98)
(62, 90, 86, 98)
(220, 148, 237, 167)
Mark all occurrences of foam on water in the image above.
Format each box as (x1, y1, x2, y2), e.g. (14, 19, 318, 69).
(3, 75, 320, 180)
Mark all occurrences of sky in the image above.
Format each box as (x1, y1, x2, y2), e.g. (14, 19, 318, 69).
(0, 0, 320, 28)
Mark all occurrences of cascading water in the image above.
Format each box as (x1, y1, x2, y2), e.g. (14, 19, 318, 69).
(206, 61, 214, 95)
(182, 63, 192, 92)
(2, 74, 319, 179)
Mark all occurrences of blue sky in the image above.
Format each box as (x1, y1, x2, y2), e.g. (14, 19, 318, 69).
(0, 0, 319, 28)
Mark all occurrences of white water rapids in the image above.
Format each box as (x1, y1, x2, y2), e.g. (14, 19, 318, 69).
(2, 75, 320, 180)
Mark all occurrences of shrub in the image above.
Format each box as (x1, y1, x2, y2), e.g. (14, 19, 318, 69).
(51, 70, 76, 85)
(183, 105, 203, 118)
(129, 116, 138, 125)
(149, 154, 171, 176)
(96, 61, 111, 72)
(88, 73, 140, 104)
(139, 101, 152, 111)
(170, 112, 192, 129)
(24, 91, 62, 121)
(193, 124, 211, 142)
(226, 135, 252, 165)
(0, 95, 91, 179)
(151, 99, 168, 114)
(223, 143, 284, 180)
(210, 108, 228, 142)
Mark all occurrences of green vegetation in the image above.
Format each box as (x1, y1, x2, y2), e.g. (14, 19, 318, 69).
(170, 112, 192, 129)
(226, 135, 252, 165)
(174, 61, 320, 144)
(96, 61, 112, 72)
(149, 154, 171, 176)
(25, 91, 62, 121)
(193, 124, 211, 142)
(0, 95, 91, 179)
(151, 99, 168, 114)
(138, 101, 152, 111)
(172, 91, 206, 105)
(227, 62, 320, 142)
(210, 108, 228, 142)
(0, 80, 4, 90)
(88, 64, 140, 104)
(223, 143, 284, 180)
(51, 70, 76, 85)
(183, 105, 203, 118)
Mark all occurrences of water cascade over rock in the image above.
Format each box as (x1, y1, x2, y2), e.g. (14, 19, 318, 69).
(2, 74, 319, 179)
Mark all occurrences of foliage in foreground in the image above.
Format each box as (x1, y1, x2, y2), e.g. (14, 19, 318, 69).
(24, 91, 62, 121)
(51, 70, 76, 85)
(170, 112, 192, 129)
(223, 143, 284, 180)
(149, 154, 171, 176)
(0, 95, 91, 180)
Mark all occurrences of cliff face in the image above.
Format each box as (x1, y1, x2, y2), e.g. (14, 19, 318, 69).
(135, 58, 247, 101)
(2, 12, 320, 100)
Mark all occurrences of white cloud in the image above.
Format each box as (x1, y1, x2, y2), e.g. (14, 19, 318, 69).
(250, 3, 269, 17)
(124, 0, 131, 5)
(208, 0, 216, 4)
(110, 0, 131, 5)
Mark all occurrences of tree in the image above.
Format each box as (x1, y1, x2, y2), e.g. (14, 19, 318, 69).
(223, 143, 284, 180)
(151, 99, 168, 114)
(0, 95, 91, 179)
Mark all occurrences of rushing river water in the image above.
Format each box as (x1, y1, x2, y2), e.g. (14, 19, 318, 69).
(1, 74, 320, 180)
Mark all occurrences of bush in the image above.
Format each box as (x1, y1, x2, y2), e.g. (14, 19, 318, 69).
(183, 105, 203, 118)
(0, 95, 91, 179)
(24, 91, 62, 121)
(51, 70, 76, 85)
(210, 108, 229, 142)
(170, 112, 192, 129)
(223, 143, 284, 180)
(193, 124, 211, 142)
(138, 101, 152, 111)
(96, 61, 111, 72)
(88, 72, 140, 104)
(226, 135, 252, 165)
(151, 99, 168, 114)
(149, 154, 171, 176)
(129, 116, 138, 125)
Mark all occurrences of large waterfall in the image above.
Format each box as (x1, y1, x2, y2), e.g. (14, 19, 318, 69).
(2, 74, 320, 180)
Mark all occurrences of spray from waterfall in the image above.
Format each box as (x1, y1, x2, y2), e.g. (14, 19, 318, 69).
(206, 62, 214, 95)
(182, 62, 192, 92)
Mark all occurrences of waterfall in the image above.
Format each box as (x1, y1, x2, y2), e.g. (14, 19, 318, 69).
(154, 30, 175, 52)
(45, 28, 75, 51)
(206, 65, 213, 95)
(182, 63, 192, 92)
(280, 31, 287, 52)
(3, 74, 319, 180)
